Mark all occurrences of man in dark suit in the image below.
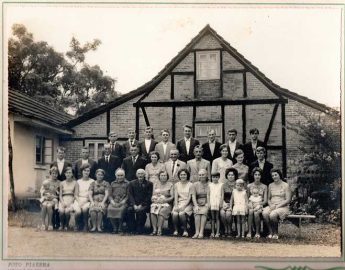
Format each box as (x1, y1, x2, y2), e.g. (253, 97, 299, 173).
(123, 128, 139, 158)
(50, 146, 72, 181)
(127, 169, 153, 234)
(108, 131, 124, 162)
(226, 129, 243, 164)
(248, 146, 273, 186)
(97, 144, 122, 183)
(138, 126, 157, 161)
(73, 146, 98, 179)
(176, 124, 200, 163)
(122, 145, 147, 181)
(243, 128, 266, 165)
(202, 129, 221, 165)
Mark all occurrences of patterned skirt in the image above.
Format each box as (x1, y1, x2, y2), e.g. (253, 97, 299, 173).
(107, 203, 127, 219)
(89, 194, 107, 214)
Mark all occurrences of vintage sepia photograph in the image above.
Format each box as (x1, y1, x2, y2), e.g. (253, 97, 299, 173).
(1, 1, 343, 269)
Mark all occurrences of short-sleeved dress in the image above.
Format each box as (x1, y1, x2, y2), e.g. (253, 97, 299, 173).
(222, 179, 236, 211)
(73, 178, 95, 211)
(209, 182, 223, 210)
(263, 181, 290, 220)
(150, 181, 173, 219)
(107, 180, 129, 219)
(172, 181, 193, 216)
(232, 189, 247, 216)
(211, 157, 233, 183)
(58, 180, 77, 211)
(145, 163, 166, 185)
(192, 182, 210, 216)
(89, 180, 110, 213)
(247, 183, 267, 200)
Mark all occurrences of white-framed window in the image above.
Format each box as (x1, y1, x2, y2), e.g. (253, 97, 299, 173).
(35, 136, 54, 165)
(194, 123, 223, 143)
(196, 51, 220, 80)
(85, 140, 107, 160)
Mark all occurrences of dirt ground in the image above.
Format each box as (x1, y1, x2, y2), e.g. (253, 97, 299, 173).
(6, 226, 341, 259)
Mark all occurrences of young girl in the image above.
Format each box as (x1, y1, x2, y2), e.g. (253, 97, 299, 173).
(209, 172, 224, 238)
(230, 179, 248, 238)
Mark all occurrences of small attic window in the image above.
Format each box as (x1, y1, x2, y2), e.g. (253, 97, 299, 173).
(196, 51, 220, 80)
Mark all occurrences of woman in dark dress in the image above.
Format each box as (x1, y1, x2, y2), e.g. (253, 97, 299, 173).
(107, 168, 129, 234)
(88, 169, 110, 232)
(220, 167, 238, 237)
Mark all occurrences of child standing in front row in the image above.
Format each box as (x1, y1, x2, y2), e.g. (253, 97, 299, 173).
(230, 179, 248, 238)
(209, 172, 224, 238)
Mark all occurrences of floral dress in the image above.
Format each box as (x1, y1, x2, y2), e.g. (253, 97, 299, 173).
(150, 181, 173, 219)
(192, 182, 210, 216)
(145, 163, 166, 185)
(89, 180, 110, 213)
(107, 180, 129, 219)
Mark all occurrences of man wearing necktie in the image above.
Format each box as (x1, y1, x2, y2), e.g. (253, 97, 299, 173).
(154, 129, 176, 163)
(164, 149, 187, 184)
(121, 145, 147, 181)
(243, 128, 266, 165)
(187, 145, 211, 183)
(108, 131, 124, 162)
(202, 129, 222, 165)
(226, 129, 243, 165)
(97, 144, 122, 183)
(123, 128, 139, 158)
(176, 125, 200, 163)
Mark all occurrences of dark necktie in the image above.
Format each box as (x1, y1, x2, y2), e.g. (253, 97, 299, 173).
(172, 161, 176, 175)
(132, 157, 136, 165)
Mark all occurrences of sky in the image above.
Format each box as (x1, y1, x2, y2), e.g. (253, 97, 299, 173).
(4, 3, 342, 108)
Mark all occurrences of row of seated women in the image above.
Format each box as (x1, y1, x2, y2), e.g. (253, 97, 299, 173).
(40, 163, 291, 240)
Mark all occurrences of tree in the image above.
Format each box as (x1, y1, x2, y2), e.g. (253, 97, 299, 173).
(8, 24, 118, 115)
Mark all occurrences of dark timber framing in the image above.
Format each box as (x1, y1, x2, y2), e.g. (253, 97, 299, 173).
(135, 106, 140, 140)
(242, 105, 246, 143)
(264, 103, 279, 145)
(106, 110, 110, 135)
(192, 105, 196, 137)
(221, 105, 225, 142)
(170, 74, 174, 99)
(141, 107, 150, 127)
(172, 107, 176, 143)
(220, 49, 223, 97)
(281, 103, 287, 177)
(193, 51, 197, 98)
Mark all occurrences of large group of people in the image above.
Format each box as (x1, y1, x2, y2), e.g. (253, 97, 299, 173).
(40, 125, 291, 240)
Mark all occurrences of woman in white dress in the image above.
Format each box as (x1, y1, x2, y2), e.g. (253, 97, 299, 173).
(211, 144, 233, 183)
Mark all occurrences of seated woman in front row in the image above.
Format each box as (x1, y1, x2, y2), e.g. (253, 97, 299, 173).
(263, 168, 291, 240)
(88, 169, 109, 232)
(150, 170, 174, 236)
(108, 168, 129, 234)
(171, 168, 193, 237)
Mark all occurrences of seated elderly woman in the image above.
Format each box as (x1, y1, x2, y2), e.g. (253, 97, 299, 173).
(171, 168, 193, 237)
(191, 169, 210, 239)
(88, 169, 110, 232)
(145, 151, 166, 185)
(58, 166, 77, 231)
(127, 169, 153, 234)
(108, 168, 129, 234)
(150, 170, 174, 236)
(263, 168, 291, 240)
(73, 163, 95, 231)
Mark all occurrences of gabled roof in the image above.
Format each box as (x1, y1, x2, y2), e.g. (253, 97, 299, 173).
(66, 24, 339, 127)
(9, 89, 74, 128)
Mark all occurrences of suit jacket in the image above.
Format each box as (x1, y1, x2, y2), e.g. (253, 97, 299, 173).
(121, 156, 147, 181)
(139, 139, 157, 161)
(123, 139, 139, 158)
(109, 142, 124, 161)
(249, 160, 274, 186)
(243, 140, 266, 165)
(176, 138, 200, 163)
(202, 141, 222, 165)
(128, 179, 153, 209)
(164, 159, 187, 184)
(73, 158, 98, 179)
(187, 158, 211, 183)
(154, 141, 176, 163)
(97, 155, 122, 183)
(50, 160, 72, 181)
(226, 141, 243, 164)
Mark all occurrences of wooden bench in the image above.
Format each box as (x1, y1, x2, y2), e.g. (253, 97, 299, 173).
(285, 214, 316, 238)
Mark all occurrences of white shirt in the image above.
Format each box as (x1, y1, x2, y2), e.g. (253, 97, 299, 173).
(185, 137, 191, 154)
(228, 140, 237, 157)
(145, 139, 151, 153)
(81, 159, 88, 165)
(252, 141, 258, 155)
(128, 139, 135, 146)
(132, 155, 139, 164)
(104, 155, 110, 162)
(162, 142, 167, 156)
(57, 159, 65, 174)
(258, 159, 265, 170)
(209, 141, 215, 156)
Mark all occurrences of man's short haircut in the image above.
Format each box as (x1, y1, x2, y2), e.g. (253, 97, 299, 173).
(57, 146, 66, 153)
(161, 129, 170, 135)
(256, 146, 266, 154)
(82, 146, 89, 151)
(211, 172, 221, 178)
(128, 128, 135, 132)
(104, 143, 111, 148)
(249, 128, 259, 135)
(136, 168, 146, 175)
(109, 131, 117, 136)
(130, 144, 139, 149)
(228, 129, 238, 134)
(183, 124, 192, 130)
(208, 129, 216, 135)
(193, 145, 203, 152)
(145, 126, 153, 131)
(170, 148, 179, 154)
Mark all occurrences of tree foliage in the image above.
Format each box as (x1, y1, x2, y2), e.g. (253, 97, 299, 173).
(8, 24, 118, 115)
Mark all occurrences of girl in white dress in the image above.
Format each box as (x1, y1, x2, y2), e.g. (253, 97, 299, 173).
(230, 179, 248, 238)
(211, 144, 233, 183)
(209, 172, 224, 238)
